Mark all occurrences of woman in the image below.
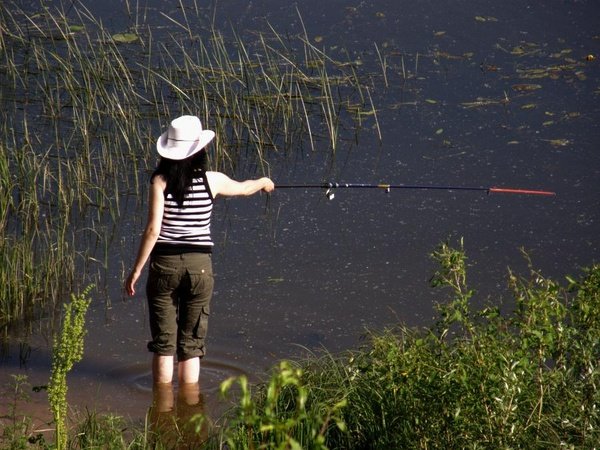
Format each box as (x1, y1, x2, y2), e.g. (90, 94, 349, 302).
(125, 115, 274, 385)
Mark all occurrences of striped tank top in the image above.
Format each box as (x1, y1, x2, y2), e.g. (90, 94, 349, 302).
(153, 172, 214, 254)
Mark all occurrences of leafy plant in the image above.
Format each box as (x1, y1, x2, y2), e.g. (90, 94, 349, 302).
(0, 374, 47, 449)
(201, 241, 600, 449)
(47, 285, 93, 450)
(215, 360, 347, 449)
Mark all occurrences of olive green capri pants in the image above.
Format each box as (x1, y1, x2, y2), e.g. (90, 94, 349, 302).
(146, 253, 214, 361)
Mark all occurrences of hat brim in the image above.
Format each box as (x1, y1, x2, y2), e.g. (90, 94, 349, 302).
(156, 130, 215, 160)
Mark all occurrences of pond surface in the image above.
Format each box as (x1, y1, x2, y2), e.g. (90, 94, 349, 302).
(1, 0, 599, 429)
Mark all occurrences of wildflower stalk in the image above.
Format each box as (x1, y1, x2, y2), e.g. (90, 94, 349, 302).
(48, 285, 93, 450)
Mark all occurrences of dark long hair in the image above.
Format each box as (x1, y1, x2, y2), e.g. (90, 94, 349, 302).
(152, 151, 208, 207)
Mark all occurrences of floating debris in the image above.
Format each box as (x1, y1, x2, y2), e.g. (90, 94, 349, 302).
(512, 83, 542, 91)
(475, 16, 498, 22)
(497, 42, 541, 57)
(461, 97, 508, 108)
(543, 139, 570, 147)
(267, 277, 285, 284)
(433, 50, 470, 60)
(550, 49, 573, 58)
(480, 63, 500, 72)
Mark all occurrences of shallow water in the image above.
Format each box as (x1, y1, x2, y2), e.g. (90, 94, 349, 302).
(1, 0, 599, 429)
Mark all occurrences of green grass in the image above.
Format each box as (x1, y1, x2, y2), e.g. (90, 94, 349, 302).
(2, 242, 598, 448)
(0, 0, 380, 327)
(205, 241, 600, 449)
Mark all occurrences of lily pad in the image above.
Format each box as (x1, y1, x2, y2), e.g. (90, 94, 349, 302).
(112, 33, 139, 44)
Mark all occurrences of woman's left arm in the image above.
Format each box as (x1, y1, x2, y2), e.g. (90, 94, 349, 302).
(125, 176, 166, 296)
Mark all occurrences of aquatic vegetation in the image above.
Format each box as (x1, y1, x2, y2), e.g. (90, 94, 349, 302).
(2, 247, 598, 448)
(201, 243, 600, 448)
(216, 360, 347, 449)
(0, 375, 47, 448)
(0, 1, 380, 326)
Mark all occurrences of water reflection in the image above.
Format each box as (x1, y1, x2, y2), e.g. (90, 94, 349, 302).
(148, 382, 208, 449)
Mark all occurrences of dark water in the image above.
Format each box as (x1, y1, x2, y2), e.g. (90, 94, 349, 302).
(1, 0, 599, 427)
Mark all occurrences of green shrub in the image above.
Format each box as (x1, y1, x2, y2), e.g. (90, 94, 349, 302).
(7, 244, 599, 449)
(209, 240, 600, 449)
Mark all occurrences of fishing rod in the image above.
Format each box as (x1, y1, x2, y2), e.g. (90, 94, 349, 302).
(276, 182, 556, 200)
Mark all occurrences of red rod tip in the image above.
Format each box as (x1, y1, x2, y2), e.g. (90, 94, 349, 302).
(489, 187, 556, 196)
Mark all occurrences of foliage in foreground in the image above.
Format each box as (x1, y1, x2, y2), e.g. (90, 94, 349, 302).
(47, 286, 93, 450)
(209, 241, 600, 449)
(2, 243, 599, 449)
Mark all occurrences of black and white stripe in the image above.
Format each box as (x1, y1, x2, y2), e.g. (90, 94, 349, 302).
(157, 176, 214, 249)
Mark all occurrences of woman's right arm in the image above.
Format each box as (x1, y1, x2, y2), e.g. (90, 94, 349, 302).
(206, 171, 274, 198)
(125, 176, 166, 297)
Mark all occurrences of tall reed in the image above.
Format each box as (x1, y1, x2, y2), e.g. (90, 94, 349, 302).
(0, 0, 382, 327)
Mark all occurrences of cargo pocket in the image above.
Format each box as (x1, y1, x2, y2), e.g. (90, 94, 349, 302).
(178, 306, 210, 360)
(193, 306, 210, 348)
(194, 306, 210, 336)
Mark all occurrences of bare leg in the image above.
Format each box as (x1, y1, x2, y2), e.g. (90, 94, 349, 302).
(177, 357, 200, 384)
(153, 354, 174, 384)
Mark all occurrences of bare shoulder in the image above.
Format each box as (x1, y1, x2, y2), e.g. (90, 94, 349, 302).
(205, 171, 226, 182)
(150, 173, 167, 188)
(205, 171, 231, 196)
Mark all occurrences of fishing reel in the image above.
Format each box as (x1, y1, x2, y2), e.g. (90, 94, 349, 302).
(325, 188, 335, 200)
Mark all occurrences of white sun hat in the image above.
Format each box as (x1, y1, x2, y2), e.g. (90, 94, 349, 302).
(156, 115, 215, 160)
